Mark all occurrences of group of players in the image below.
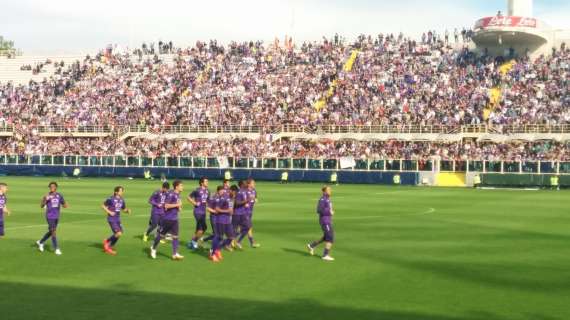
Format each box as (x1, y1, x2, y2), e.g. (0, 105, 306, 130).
(0, 177, 335, 262)
(102, 177, 260, 262)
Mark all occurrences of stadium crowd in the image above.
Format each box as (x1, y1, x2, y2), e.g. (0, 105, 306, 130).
(0, 137, 567, 161)
(327, 37, 569, 127)
(1, 33, 568, 128)
(0, 33, 568, 160)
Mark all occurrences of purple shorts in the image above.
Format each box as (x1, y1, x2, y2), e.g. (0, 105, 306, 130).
(0, 219, 4, 236)
(148, 214, 161, 228)
(214, 223, 234, 239)
(47, 219, 59, 231)
(108, 220, 123, 233)
(321, 223, 335, 243)
(194, 214, 207, 232)
(160, 219, 179, 237)
(232, 215, 251, 231)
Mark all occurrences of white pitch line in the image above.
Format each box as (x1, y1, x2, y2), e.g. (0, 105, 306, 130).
(479, 187, 540, 191)
(264, 208, 436, 221)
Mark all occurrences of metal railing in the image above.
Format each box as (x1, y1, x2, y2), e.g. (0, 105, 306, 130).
(301, 125, 458, 134)
(0, 154, 569, 175)
(2, 124, 570, 137)
(139, 124, 570, 135)
(497, 125, 570, 134)
(461, 125, 489, 134)
(35, 126, 113, 134)
(160, 125, 265, 134)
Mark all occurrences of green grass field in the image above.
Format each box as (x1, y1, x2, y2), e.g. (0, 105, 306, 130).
(0, 177, 569, 320)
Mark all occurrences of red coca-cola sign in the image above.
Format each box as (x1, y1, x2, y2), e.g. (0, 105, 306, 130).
(475, 16, 537, 29)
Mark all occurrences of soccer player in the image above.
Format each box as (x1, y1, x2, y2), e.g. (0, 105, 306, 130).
(222, 179, 231, 195)
(102, 186, 131, 255)
(187, 177, 210, 250)
(210, 185, 236, 262)
(208, 187, 221, 262)
(201, 183, 221, 244)
(307, 186, 336, 261)
(245, 178, 260, 248)
(233, 180, 251, 250)
(150, 180, 184, 260)
(0, 183, 11, 239)
(36, 182, 68, 255)
(143, 182, 170, 242)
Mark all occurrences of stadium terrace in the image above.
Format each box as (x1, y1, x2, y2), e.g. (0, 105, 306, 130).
(0, 0, 569, 187)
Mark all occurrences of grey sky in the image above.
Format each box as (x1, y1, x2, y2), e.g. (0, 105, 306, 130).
(1, 0, 569, 54)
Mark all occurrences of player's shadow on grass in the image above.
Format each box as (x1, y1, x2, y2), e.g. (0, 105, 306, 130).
(132, 235, 144, 241)
(184, 245, 214, 260)
(281, 248, 319, 259)
(88, 242, 104, 251)
(139, 247, 171, 259)
(87, 242, 126, 253)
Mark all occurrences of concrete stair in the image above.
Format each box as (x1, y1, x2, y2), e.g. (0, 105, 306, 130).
(0, 54, 87, 85)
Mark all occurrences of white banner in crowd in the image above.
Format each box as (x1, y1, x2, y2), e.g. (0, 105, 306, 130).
(340, 156, 356, 169)
(217, 156, 229, 169)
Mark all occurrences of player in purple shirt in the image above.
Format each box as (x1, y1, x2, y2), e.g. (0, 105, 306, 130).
(233, 180, 252, 250)
(207, 187, 221, 262)
(101, 186, 131, 256)
(307, 186, 335, 261)
(150, 180, 184, 261)
(36, 182, 68, 255)
(0, 183, 11, 239)
(201, 195, 218, 245)
(222, 179, 231, 195)
(244, 178, 260, 248)
(187, 177, 210, 250)
(143, 182, 170, 242)
(210, 185, 236, 262)
(203, 178, 231, 245)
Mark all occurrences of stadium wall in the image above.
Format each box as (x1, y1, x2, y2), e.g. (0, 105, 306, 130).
(0, 165, 420, 186)
(481, 173, 567, 188)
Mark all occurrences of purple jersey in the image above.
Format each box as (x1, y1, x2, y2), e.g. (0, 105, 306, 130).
(246, 188, 257, 215)
(216, 194, 233, 225)
(190, 187, 209, 216)
(163, 191, 181, 221)
(104, 196, 126, 222)
(148, 190, 167, 216)
(317, 194, 333, 225)
(233, 189, 248, 216)
(44, 192, 65, 220)
(0, 194, 6, 217)
(208, 195, 220, 224)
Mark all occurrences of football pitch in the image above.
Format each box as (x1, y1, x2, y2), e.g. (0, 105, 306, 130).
(0, 177, 568, 320)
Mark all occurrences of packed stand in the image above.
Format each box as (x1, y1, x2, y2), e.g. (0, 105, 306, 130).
(1, 34, 567, 130)
(0, 136, 568, 161)
(0, 34, 569, 161)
